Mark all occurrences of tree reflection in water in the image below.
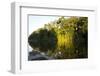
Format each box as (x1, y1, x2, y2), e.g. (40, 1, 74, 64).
(28, 16, 88, 60)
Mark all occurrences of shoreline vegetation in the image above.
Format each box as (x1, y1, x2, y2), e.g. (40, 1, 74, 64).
(28, 16, 88, 60)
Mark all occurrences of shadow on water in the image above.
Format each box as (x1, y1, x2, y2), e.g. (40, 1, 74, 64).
(28, 29, 58, 60)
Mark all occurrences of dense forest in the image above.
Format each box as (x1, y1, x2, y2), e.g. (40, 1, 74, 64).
(28, 16, 88, 59)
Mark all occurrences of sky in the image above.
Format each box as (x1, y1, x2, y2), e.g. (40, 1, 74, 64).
(28, 15, 60, 35)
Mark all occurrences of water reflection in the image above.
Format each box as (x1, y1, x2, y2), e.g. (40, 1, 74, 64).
(28, 17, 88, 60)
(28, 28, 87, 60)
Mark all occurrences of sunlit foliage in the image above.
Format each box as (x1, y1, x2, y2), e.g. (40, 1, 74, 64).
(28, 16, 88, 59)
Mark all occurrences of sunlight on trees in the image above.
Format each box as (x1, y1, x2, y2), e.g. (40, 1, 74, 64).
(28, 16, 88, 59)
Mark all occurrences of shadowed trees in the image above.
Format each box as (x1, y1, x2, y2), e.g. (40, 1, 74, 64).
(28, 28, 57, 52)
(73, 17, 88, 58)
